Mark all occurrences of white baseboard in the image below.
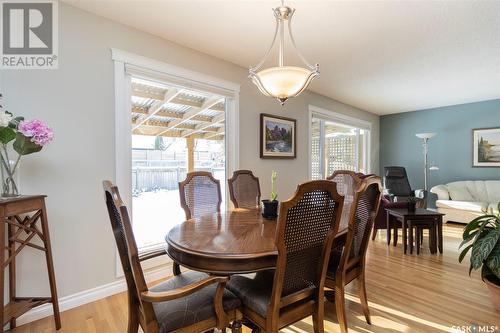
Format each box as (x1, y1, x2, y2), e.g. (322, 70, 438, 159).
(16, 263, 173, 326)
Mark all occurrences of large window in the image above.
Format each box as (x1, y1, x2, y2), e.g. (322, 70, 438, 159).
(130, 77, 226, 250)
(310, 108, 370, 179)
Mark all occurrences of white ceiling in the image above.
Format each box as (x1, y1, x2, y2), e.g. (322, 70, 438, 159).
(63, 0, 500, 115)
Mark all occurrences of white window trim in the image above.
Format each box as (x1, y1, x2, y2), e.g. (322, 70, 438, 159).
(112, 49, 240, 276)
(308, 105, 372, 179)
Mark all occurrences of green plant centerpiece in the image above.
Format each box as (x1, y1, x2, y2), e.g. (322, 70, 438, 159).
(406, 193, 418, 212)
(261, 170, 279, 219)
(459, 203, 500, 311)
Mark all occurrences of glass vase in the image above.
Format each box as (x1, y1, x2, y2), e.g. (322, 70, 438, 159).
(1, 160, 20, 198)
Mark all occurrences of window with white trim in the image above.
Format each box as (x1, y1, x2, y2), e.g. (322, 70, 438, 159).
(310, 108, 371, 179)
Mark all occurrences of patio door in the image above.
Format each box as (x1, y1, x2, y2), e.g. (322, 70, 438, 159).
(130, 76, 227, 250)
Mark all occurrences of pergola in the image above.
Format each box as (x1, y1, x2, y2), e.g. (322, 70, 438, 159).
(131, 78, 225, 172)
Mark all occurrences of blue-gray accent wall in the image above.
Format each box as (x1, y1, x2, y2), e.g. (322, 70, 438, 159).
(380, 99, 500, 207)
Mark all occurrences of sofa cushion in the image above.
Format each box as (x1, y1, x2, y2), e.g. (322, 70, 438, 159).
(436, 200, 487, 213)
(488, 203, 500, 215)
(443, 181, 500, 203)
(465, 181, 489, 202)
(446, 182, 474, 201)
(485, 181, 500, 203)
(430, 185, 450, 200)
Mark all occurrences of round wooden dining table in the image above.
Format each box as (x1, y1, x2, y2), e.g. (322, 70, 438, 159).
(166, 208, 279, 275)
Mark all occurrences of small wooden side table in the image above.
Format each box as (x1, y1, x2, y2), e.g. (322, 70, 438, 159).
(0, 195, 60, 331)
(386, 208, 445, 255)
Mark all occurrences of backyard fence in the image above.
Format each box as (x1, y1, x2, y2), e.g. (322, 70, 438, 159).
(132, 167, 225, 193)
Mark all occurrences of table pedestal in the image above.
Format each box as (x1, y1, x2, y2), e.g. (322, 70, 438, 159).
(0, 196, 60, 331)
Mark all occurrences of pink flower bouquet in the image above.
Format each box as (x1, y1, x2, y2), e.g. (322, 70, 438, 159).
(0, 106, 54, 196)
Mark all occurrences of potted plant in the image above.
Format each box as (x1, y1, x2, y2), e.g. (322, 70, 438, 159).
(0, 99, 54, 197)
(459, 203, 500, 311)
(262, 170, 278, 219)
(407, 194, 417, 212)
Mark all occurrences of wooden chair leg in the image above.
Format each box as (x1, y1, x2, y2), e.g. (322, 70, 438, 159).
(312, 297, 325, 333)
(335, 283, 348, 333)
(358, 272, 371, 325)
(371, 228, 377, 240)
(127, 304, 140, 333)
(231, 320, 242, 333)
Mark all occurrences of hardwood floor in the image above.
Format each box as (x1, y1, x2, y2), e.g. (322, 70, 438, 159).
(10, 223, 500, 333)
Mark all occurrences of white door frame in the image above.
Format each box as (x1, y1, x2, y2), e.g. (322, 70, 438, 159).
(112, 49, 240, 275)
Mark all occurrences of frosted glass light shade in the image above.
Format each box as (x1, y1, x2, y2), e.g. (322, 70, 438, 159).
(416, 133, 437, 139)
(251, 66, 318, 104)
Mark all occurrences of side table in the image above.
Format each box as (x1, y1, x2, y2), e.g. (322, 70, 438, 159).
(0, 195, 60, 331)
(386, 207, 445, 255)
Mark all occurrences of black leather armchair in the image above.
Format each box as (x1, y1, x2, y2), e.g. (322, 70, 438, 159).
(384, 166, 427, 208)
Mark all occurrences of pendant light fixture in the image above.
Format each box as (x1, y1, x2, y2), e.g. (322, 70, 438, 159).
(249, 1, 319, 105)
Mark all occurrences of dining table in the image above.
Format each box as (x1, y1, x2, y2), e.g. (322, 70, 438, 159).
(166, 208, 348, 275)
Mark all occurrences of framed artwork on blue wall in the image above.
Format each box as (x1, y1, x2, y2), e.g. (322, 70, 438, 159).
(473, 127, 500, 167)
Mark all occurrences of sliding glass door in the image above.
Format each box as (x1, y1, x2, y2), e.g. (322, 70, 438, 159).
(130, 77, 226, 250)
(311, 111, 370, 180)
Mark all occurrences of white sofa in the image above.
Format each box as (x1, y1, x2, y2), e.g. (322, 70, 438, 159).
(430, 181, 500, 223)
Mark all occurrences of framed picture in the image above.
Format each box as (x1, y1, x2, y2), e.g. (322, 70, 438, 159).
(473, 127, 500, 167)
(260, 113, 296, 159)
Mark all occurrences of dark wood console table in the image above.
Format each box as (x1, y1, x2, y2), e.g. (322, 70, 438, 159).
(0, 195, 60, 331)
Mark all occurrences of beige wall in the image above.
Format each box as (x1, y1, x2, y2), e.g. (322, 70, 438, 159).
(239, 84, 379, 201)
(0, 2, 379, 298)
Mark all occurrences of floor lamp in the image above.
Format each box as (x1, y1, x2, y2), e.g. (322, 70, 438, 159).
(415, 132, 439, 191)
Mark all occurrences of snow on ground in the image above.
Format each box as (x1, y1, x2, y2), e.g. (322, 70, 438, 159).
(132, 189, 225, 248)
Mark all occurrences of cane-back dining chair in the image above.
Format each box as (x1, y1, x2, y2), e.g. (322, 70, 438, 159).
(228, 170, 261, 209)
(179, 171, 222, 220)
(326, 171, 363, 231)
(325, 176, 382, 333)
(227, 180, 344, 333)
(103, 181, 242, 333)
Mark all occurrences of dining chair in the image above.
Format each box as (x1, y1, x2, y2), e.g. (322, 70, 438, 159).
(227, 180, 344, 333)
(371, 195, 407, 242)
(179, 171, 222, 220)
(326, 171, 362, 230)
(228, 170, 261, 209)
(324, 176, 382, 333)
(103, 180, 242, 333)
